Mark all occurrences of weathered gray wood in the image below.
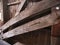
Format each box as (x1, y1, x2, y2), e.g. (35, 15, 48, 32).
(7, 0, 26, 6)
(3, 14, 59, 39)
(7, 1, 21, 6)
(14, 0, 26, 16)
(0, 0, 3, 21)
(0, 0, 60, 33)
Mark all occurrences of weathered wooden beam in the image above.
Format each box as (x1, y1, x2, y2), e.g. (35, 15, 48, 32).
(3, 14, 58, 39)
(0, 0, 60, 32)
(14, 0, 26, 16)
(0, 0, 4, 22)
(7, 0, 27, 6)
(2, 0, 11, 23)
(7, 1, 21, 6)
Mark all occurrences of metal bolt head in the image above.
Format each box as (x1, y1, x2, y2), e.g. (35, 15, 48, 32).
(56, 7, 60, 10)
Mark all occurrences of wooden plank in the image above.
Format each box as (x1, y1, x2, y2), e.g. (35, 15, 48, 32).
(7, 0, 26, 6)
(3, 14, 58, 39)
(51, 7, 60, 45)
(0, 1, 4, 22)
(51, 36, 60, 45)
(2, 0, 11, 23)
(14, 0, 26, 16)
(8, 2, 20, 6)
(51, 36, 58, 45)
(0, 0, 60, 32)
(7, 1, 21, 6)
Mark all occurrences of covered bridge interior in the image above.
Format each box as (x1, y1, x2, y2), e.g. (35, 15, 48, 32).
(0, 0, 60, 45)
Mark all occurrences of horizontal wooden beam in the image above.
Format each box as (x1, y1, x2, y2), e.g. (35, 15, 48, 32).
(7, 1, 21, 6)
(7, 0, 26, 6)
(3, 14, 58, 39)
(0, 0, 60, 33)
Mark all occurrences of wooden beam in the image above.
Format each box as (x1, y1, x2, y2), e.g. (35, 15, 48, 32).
(2, 0, 11, 23)
(7, 0, 26, 6)
(3, 14, 58, 39)
(7, 1, 21, 6)
(0, 0, 4, 21)
(0, 0, 60, 32)
(14, 0, 26, 16)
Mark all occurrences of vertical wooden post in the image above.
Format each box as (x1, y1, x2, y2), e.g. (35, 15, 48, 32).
(2, 0, 11, 23)
(51, 5, 60, 45)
